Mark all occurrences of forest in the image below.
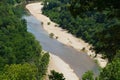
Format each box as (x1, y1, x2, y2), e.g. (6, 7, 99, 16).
(0, 0, 120, 79)
(0, 0, 50, 80)
(42, 0, 120, 79)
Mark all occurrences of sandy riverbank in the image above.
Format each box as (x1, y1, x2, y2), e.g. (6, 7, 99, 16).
(26, 3, 79, 80)
(47, 53, 79, 80)
(26, 2, 107, 78)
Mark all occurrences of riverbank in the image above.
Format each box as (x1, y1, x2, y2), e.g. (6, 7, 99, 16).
(26, 3, 79, 80)
(26, 2, 107, 68)
(26, 3, 105, 78)
(47, 53, 79, 80)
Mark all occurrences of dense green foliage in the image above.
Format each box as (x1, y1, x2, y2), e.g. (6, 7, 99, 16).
(99, 58, 120, 80)
(49, 70, 65, 80)
(69, 0, 120, 60)
(93, 24, 120, 60)
(70, 0, 120, 18)
(0, 0, 49, 79)
(82, 71, 94, 80)
(0, 63, 38, 80)
(82, 57, 120, 80)
(42, 0, 120, 79)
(42, 0, 120, 60)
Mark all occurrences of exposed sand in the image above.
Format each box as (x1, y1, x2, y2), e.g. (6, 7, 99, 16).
(26, 2, 108, 79)
(47, 53, 79, 80)
(26, 3, 79, 80)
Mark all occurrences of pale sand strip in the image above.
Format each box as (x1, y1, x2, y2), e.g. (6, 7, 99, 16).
(26, 2, 107, 78)
(26, 3, 79, 80)
(47, 53, 79, 80)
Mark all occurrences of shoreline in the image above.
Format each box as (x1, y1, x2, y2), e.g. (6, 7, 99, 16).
(26, 2, 107, 79)
(26, 3, 79, 80)
(47, 53, 79, 80)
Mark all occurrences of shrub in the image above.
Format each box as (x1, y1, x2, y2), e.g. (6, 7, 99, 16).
(47, 22, 51, 25)
(49, 33, 54, 38)
(49, 70, 65, 80)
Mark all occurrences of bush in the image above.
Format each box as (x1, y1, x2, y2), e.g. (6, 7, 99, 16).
(82, 71, 94, 80)
(41, 22, 43, 25)
(81, 47, 86, 52)
(56, 36, 58, 39)
(49, 33, 54, 38)
(49, 70, 65, 80)
(55, 24, 58, 27)
(47, 22, 51, 25)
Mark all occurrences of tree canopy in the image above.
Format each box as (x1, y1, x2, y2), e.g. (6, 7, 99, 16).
(82, 71, 94, 80)
(0, 63, 38, 80)
(0, 0, 50, 79)
(42, 0, 120, 79)
(42, 0, 120, 61)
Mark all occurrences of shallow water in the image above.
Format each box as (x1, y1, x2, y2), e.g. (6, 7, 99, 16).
(24, 15, 99, 79)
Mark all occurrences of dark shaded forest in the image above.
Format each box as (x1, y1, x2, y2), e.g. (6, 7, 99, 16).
(42, 0, 120, 79)
(0, 0, 49, 79)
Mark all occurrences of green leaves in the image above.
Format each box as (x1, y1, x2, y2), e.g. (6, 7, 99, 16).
(39, 53, 50, 78)
(49, 70, 65, 80)
(70, 0, 120, 18)
(82, 71, 94, 80)
(100, 58, 120, 80)
(94, 24, 120, 60)
(0, 63, 38, 80)
(0, 0, 50, 80)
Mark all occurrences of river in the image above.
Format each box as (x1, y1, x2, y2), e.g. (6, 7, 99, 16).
(24, 15, 99, 79)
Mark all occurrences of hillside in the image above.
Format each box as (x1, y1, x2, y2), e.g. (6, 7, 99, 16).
(0, 0, 49, 79)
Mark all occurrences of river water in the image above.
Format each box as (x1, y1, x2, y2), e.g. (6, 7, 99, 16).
(24, 15, 99, 79)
